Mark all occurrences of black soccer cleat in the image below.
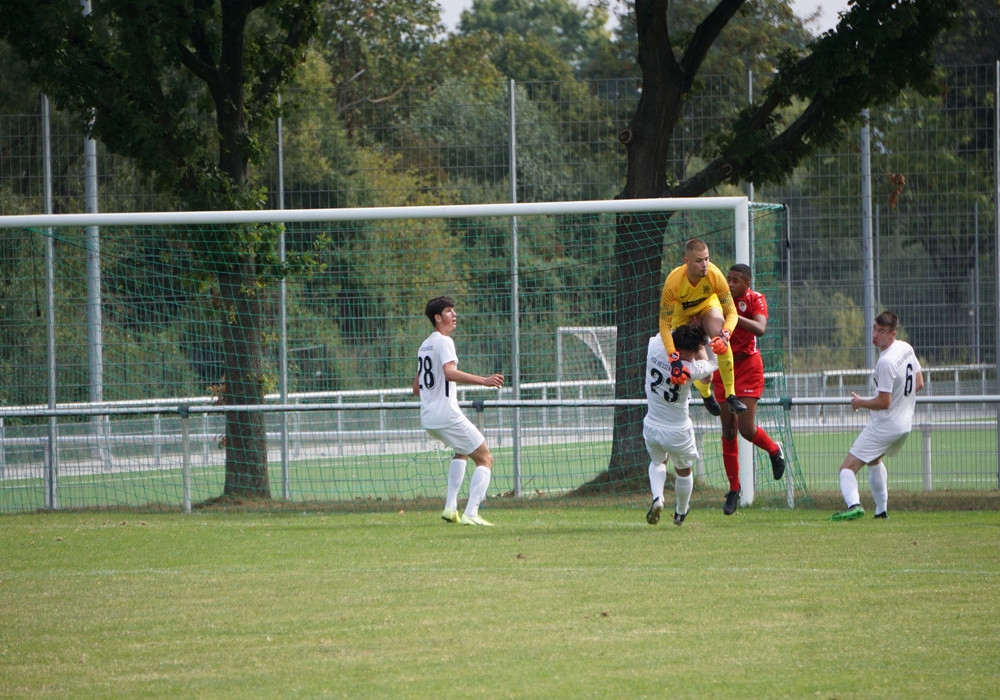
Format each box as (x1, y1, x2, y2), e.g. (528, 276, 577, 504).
(673, 510, 687, 526)
(723, 489, 741, 515)
(646, 498, 663, 525)
(725, 395, 748, 414)
(770, 443, 786, 481)
(702, 394, 722, 417)
(873, 511, 889, 519)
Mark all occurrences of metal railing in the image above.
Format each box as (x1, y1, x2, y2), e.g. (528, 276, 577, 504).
(2, 381, 998, 513)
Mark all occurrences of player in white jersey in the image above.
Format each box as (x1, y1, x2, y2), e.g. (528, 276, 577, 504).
(413, 296, 505, 526)
(832, 311, 924, 521)
(644, 324, 718, 526)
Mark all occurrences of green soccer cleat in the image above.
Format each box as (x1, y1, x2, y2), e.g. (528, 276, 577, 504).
(441, 508, 460, 523)
(831, 504, 865, 521)
(646, 499, 663, 525)
(460, 514, 494, 527)
(873, 511, 889, 519)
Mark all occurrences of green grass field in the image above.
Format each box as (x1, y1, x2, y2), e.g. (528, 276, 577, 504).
(2, 507, 998, 698)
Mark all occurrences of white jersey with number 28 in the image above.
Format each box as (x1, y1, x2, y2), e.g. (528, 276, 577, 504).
(416, 331, 463, 429)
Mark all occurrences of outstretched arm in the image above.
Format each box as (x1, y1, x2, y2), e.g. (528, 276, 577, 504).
(443, 362, 505, 388)
(658, 287, 677, 355)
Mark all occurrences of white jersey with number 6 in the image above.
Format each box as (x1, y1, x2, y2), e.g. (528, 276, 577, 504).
(869, 339, 922, 435)
(416, 331, 463, 429)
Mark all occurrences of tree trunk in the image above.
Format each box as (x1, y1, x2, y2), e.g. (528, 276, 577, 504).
(609, 214, 664, 486)
(217, 262, 270, 498)
(577, 0, 685, 492)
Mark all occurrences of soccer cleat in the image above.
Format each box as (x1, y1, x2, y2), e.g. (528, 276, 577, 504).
(723, 489, 741, 515)
(830, 504, 865, 521)
(725, 395, 748, 413)
(873, 511, 889, 519)
(702, 395, 722, 417)
(770, 443, 786, 481)
(673, 510, 687, 526)
(441, 508, 460, 523)
(646, 499, 664, 525)
(460, 514, 494, 527)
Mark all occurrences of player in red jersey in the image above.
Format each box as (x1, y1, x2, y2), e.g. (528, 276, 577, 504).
(710, 264, 786, 515)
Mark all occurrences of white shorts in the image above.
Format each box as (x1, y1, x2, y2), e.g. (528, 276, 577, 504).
(643, 421, 699, 470)
(424, 415, 486, 456)
(849, 424, 911, 464)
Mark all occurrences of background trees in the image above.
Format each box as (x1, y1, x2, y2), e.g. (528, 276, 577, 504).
(1, 0, 322, 499)
(0, 0, 989, 499)
(598, 0, 962, 487)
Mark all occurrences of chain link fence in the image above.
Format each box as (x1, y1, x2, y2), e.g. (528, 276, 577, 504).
(0, 66, 997, 511)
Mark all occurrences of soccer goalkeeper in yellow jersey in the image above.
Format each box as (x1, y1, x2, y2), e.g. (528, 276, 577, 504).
(659, 238, 747, 416)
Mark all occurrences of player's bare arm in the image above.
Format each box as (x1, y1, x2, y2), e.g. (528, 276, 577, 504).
(851, 391, 892, 412)
(443, 362, 505, 388)
(737, 312, 767, 336)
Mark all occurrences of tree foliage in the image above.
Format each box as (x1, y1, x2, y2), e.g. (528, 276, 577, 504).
(457, 0, 617, 80)
(0, 0, 322, 499)
(596, 0, 961, 489)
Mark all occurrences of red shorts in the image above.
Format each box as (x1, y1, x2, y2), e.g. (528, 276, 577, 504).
(712, 352, 765, 400)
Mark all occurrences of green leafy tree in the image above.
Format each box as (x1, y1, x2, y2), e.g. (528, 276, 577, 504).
(458, 0, 616, 80)
(318, 0, 445, 132)
(598, 0, 960, 487)
(1, 0, 322, 500)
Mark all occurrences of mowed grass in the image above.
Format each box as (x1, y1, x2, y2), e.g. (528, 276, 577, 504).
(2, 507, 998, 698)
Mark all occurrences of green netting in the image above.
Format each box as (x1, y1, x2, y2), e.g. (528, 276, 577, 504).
(0, 202, 811, 513)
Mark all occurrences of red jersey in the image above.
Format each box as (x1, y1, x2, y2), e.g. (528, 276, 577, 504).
(730, 288, 768, 356)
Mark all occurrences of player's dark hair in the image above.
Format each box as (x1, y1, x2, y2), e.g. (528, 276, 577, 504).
(685, 238, 707, 255)
(671, 324, 706, 352)
(729, 263, 752, 281)
(425, 296, 455, 325)
(875, 310, 899, 332)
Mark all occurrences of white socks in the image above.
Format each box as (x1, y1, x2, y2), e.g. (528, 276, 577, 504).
(868, 462, 888, 514)
(674, 473, 693, 516)
(648, 462, 667, 502)
(445, 458, 467, 511)
(464, 466, 492, 518)
(839, 469, 860, 508)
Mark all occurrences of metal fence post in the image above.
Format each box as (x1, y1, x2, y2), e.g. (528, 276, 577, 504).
(181, 407, 191, 514)
(922, 424, 933, 491)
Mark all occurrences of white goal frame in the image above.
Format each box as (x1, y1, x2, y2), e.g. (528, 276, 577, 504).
(2, 197, 752, 504)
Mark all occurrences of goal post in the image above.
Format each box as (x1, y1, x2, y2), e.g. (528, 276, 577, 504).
(0, 197, 808, 513)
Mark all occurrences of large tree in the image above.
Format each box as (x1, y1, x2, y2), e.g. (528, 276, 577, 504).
(598, 0, 959, 487)
(1, 0, 321, 500)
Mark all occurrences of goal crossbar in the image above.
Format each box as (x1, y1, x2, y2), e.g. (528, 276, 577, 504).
(0, 197, 750, 229)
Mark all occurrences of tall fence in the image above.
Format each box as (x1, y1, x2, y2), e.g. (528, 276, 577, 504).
(0, 66, 997, 513)
(2, 68, 996, 366)
(0, 199, 998, 515)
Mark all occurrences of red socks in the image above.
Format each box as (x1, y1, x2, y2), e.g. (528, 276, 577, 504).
(722, 436, 739, 491)
(749, 426, 779, 456)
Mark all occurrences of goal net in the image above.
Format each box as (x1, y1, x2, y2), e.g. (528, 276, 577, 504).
(557, 327, 617, 383)
(0, 198, 807, 513)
